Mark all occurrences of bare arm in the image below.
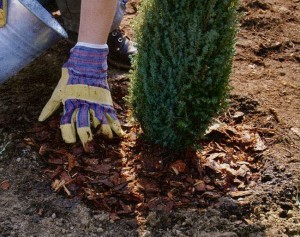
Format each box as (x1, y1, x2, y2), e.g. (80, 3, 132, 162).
(78, 0, 117, 44)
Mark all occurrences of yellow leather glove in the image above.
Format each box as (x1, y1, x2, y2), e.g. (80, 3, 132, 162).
(0, 0, 7, 27)
(39, 44, 124, 151)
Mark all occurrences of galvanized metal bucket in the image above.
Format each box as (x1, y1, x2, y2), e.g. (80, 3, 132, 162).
(0, 0, 68, 83)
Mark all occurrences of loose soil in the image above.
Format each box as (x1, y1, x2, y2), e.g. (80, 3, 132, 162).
(0, 0, 299, 236)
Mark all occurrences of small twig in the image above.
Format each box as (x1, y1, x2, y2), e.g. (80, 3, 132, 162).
(296, 186, 300, 209)
(269, 108, 280, 123)
(0, 141, 10, 155)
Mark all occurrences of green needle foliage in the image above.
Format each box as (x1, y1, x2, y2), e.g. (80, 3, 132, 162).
(129, 0, 240, 150)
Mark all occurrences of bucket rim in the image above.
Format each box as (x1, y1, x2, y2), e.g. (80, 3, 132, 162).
(18, 0, 68, 39)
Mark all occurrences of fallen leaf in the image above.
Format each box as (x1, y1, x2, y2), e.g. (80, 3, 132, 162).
(205, 120, 225, 135)
(233, 111, 245, 119)
(207, 153, 226, 161)
(236, 164, 250, 177)
(239, 130, 253, 144)
(170, 160, 187, 175)
(39, 144, 49, 155)
(67, 154, 77, 172)
(253, 133, 267, 151)
(194, 180, 206, 192)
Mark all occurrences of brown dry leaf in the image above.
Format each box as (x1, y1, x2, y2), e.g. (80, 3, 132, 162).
(219, 163, 237, 176)
(205, 121, 224, 135)
(236, 164, 250, 177)
(204, 159, 223, 173)
(167, 191, 175, 200)
(253, 133, 267, 151)
(239, 130, 254, 145)
(233, 111, 245, 119)
(67, 154, 77, 172)
(0, 180, 10, 191)
(194, 180, 206, 192)
(207, 153, 226, 161)
(170, 160, 187, 175)
(39, 144, 49, 155)
(204, 159, 237, 176)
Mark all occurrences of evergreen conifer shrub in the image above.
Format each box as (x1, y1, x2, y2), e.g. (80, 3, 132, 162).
(130, 0, 239, 150)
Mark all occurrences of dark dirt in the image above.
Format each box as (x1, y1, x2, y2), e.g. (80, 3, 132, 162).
(0, 0, 299, 236)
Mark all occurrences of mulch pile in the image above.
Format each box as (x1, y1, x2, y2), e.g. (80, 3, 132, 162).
(25, 96, 276, 220)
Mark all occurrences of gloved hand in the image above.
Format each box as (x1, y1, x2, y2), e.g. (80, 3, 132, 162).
(39, 44, 124, 151)
(0, 0, 7, 27)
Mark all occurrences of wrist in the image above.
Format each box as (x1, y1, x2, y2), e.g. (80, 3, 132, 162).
(75, 42, 108, 50)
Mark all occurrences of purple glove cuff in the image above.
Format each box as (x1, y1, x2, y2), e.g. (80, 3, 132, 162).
(64, 45, 109, 89)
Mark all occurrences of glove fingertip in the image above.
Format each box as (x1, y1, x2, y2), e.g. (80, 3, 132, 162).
(105, 114, 125, 137)
(77, 126, 93, 144)
(99, 124, 113, 139)
(61, 124, 76, 143)
(113, 122, 125, 137)
(38, 100, 61, 122)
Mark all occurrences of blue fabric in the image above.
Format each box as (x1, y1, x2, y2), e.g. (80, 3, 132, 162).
(121, 0, 127, 8)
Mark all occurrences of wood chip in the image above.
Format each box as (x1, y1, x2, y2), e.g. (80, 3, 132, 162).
(229, 190, 253, 198)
